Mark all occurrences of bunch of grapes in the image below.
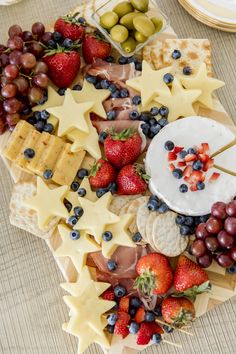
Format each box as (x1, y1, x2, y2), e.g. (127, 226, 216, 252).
(0, 22, 51, 133)
(191, 200, 236, 269)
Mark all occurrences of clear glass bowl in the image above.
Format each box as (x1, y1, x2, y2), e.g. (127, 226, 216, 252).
(91, 0, 170, 57)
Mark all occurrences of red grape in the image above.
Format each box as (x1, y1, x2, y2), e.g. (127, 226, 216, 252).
(226, 200, 236, 217)
(9, 50, 22, 65)
(191, 239, 207, 257)
(211, 201, 227, 220)
(230, 246, 236, 261)
(13, 77, 29, 93)
(205, 236, 219, 252)
(6, 113, 20, 127)
(22, 31, 33, 42)
(195, 223, 210, 240)
(8, 25, 23, 39)
(31, 22, 45, 37)
(3, 98, 21, 114)
(197, 253, 213, 268)
(41, 32, 53, 44)
(7, 36, 24, 51)
(28, 86, 43, 103)
(0, 117, 7, 135)
(224, 217, 236, 235)
(216, 253, 234, 268)
(217, 230, 234, 249)
(206, 217, 223, 234)
(34, 61, 48, 74)
(4, 64, 19, 80)
(20, 53, 37, 69)
(28, 42, 44, 57)
(33, 73, 49, 88)
(1, 83, 17, 98)
(0, 53, 9, 67)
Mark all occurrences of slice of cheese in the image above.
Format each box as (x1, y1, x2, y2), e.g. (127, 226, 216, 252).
(15, 130, 41, 168)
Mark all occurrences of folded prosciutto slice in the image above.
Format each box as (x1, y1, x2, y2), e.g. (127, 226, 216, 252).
(92, 119, 140, 133)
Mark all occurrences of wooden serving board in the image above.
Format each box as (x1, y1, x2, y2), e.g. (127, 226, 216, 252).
(0, 1, 235, 354)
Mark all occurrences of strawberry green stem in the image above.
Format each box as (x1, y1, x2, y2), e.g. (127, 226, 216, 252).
(134, 270, 156, 296)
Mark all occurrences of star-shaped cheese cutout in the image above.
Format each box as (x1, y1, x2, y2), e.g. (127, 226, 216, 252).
(102, 214, 136, 258)
(180, 63, 225, 109)
(60, 266, 110, 297)
(126, 60, 172, 107)
(23, 177, 69, 229)
(32, 86, 64, 112)
(67, 113, 101, 160)
(54, 224, 100, 273)
(64, 283, 115, 335)
(72, 80, 110, 119)
(47, 89, 93, 136)
(74, 192, 120, 244)
(154, 78, 201, 122)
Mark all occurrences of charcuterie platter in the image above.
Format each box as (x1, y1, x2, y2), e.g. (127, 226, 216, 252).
(0, 1, 236, 354)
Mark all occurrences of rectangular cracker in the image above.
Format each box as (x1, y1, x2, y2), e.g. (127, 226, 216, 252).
(150, 41, 164, 70)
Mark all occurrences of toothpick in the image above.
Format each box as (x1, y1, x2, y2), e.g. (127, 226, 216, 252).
(155, 319, 193, 336)
(163, 339, 183, 348)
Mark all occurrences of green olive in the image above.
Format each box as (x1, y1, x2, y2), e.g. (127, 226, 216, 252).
(131, 0, 149, 12)
(134, 31, 147, 43)
(113, 1, 134, 18)
(110, 24, 129, 43)
(100, 11, 119, 29)
(133, 15, 155, 37)
(120, 12, 141, 30)
(151, 17, 163, 32)
(121, 37, 137, 53)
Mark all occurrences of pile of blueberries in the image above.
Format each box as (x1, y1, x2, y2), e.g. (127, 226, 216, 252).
(27, 109, 54, 133)
(175, 213, 210, 236)
(147, 195, 169, 214)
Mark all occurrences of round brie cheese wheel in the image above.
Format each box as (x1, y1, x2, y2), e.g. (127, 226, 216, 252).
(145, 116, 236, 216)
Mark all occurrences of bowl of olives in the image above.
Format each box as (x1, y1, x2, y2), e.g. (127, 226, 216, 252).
(92, 0, 169, 57)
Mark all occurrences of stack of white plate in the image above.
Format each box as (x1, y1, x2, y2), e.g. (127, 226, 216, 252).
(178, 0, 236, 32)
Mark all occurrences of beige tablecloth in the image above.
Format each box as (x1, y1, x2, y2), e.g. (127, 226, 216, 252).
(0, 0, 236, 353)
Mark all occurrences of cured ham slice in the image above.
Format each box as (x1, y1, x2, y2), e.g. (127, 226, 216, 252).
(92, 119, 140, 133)
(103, 98, 133, 113)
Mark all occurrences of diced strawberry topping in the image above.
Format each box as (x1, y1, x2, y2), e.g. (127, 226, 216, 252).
(209, 172, 220, 183)
(177, 161, 186, 167)
(198, 153, 209, 163)
(190, 184, 198, 192)
(201, 143, 209, 154)
(168, 152, 177, 161)
(119, 297, 130, 313)
(185, 154, 197, 162)
(135, 307, 146, 323)
(185, 171, 205, 185)
(169, 163, 175, 172)
(173, 146, 184, 154)
(183, 165, 193, 178)
(114, 311, 130, 338)
(203, 158, 214, 171)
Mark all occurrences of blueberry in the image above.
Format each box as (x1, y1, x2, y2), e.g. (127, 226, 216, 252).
(145, 311, 155, 322)
(34, 120, 44, 132)
(148, 131, 156, 139)
(184, 216, 194, 226)
(43, 169, 53, 180)
(193, 160, 203, 171)
(95, 81, 102, 89)
(114, 285, 126, 298)
(63, 38, 73, 48)
(69, 230, 80, 240)
(132, 232, 142, 243)
(64, 200, 72, 212)
(108, 182, 117, 194)
(179, 184, 188, 193)
(74, 206, 84, 218)
(78, 17, 86, 24)
(163, 73, 174, 85)
(140, 112, 151, 122)
(130, 297, 142, 308)
(135, 61, 142, 71)
(147, 196, 161, 211)
(129, 110, 140, 120)
(127, 56, 135, 63)
(180, 225, 191, 236)
(107, 110, 117, 120)
(107, 260, 117, 271)
(105, 55, 114, 63)
(37, 95, 48, 105)
(100, 79, 110, 89)
(226, 263, 236, 274)
(48, 39, 57, 48)
(40, 110, 49, 120)
(98, 131, 108, 144)
(163, 324, 174, 333)
(172, 168, 183, 179)
(96, 188, 108, 198)
(159, 106, 169, 117)
(67, 215, 78, 227)
(72, 84, 82, 91)
(175, 214, 186, 225)
(118, 56, 128, 65)
(77, 168, 88, 179)
(179, 150, 188, 159)
(108, 83, 117, 93)
(158, 202, 169, 213)
(53, 31, 62, 42)
(152, 333, 162, 344)
(132, 95, 141, 105)
(27, 116, 36, 125)
(106, 324, 115, 333)
(149, 118, 157, 126)
(43, 123, 54, 133)
(107, 313, 117, 326)
(23, 148, 35, 159)
(183, 66, 192, 75)
(102, 231, 113, 242)
(164, 140, 174, 151)
(129, 322, 140, 334)
(157, 117, 168, 127)
(78, 187, 86, 197)
(85, 74, 97, 85)
(154, 304, 162, 317)
(199, 214, 210, 223)
(187, 147, 197, 154)
(120, 88, 129, 98)
(22, 105, 32, 116)
(71, 181, 80, 192)
(150, 107, 159, 116)
(111, 90, 120, 98)
(129, 307, 137, 317)
(58, 87, 67, 96)
(197, 181, 205, 190)
(141, 123, 150, 136)
(172, 49, 181, 59)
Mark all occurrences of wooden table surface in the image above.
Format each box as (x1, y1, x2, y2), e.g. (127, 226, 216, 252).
(0, 0, 236, 353)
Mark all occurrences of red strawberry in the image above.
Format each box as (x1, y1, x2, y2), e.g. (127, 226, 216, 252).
(136, 322, 163, 345)
(184, 171, 205, 185)
(183, 165, 193, 178)
(169, 163, 175, 172)
(203, 157, 214, 171)
(174, 255, 209, 293)
(135, 307, 146, 323)
(168, 151, 177, 161)
(114, 311, 130, 338)
(173, 146, 184, 154)
(198, 153, 209, 163)
(161, 296, 195, 326)
(177, 161, 186, 167)
(89, 158, 116, 189)
(82, 33, 111, 64)
(119, 297, 130, 313)
(197, 143, 209, 154)
(43, 47, 80, 88)
(101, 288, 115, 301)
(116, 164, 149, 195)
(104, 128, 142, 169)
(134, 253, 173, 296)
(209, 172, 220, 183)
(54, 13, 85, 41)
(184, 154, 197, 162)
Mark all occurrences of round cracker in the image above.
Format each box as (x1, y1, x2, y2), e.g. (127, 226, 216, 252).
(152, 211, 189, 257)
(136, 202, 151, 241)
(109, 195, 141, 215)
(145, 212, 160, 250)
(119, 196, 148, 233)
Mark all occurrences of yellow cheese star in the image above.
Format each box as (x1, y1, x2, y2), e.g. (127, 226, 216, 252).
(47, 89, 93, 136)
(32, 85, 64, 112)
(67, 113, 101, 160)
(72, 80, 110, 119)
(154, 78, 201, 122)
(74, 192, 120, 244)
(102, 214, 136, 258)
(126, 60, 172, 107)
(180, 63, 225, 109)
(23, 177, 69, 229)
(54, 225, 100, 273)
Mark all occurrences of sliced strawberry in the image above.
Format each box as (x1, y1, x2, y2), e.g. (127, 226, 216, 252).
(177, 161, 186, 168)
(119, 297, 130, 313)
(203, 158, 214, 171)
(201, 143, 209, 154)
(183, 165, 193, 178)
(190, 184, 198, 192)
(199, 153, 209, 163)
(168, 152, 177, 161)
(185, 154, 197, 162)
(169, 163, 175, 172)
(209, 172, 220, 183)
(136, 322, 163, 345)
(101, 288, 115, 301)
(185, 171, 205, 185)
(173, 146, 184, 154)
(135, 307, 146, 323)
